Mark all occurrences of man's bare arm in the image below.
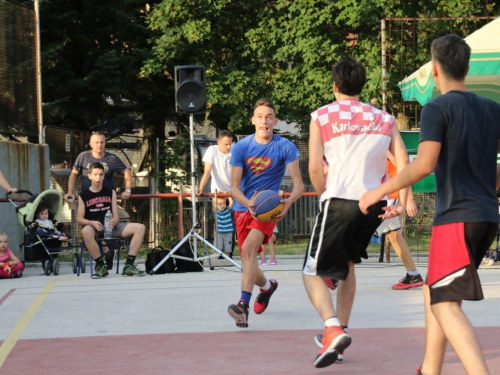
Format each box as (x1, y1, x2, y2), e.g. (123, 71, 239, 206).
(388, 126, 410, 207)
(276, 159, 304, 221)
(196, 162, 212, 196)
(231, 166, 253, 210)
(64, 170, 80, 201)
(121, 168, 133, 200)
(308, 119, 326, 196)
(360, 140, 441, 214)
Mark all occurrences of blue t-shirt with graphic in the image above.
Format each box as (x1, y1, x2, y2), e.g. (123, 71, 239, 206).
(230, 134, 300, 212)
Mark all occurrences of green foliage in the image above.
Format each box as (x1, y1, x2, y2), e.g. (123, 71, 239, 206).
(143, 0, 500, 133)
(39, 0, 170, 134)
(41, 0, 500, 137)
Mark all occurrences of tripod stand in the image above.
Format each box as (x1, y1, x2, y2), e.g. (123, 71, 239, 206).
(149, 114, 242, 274)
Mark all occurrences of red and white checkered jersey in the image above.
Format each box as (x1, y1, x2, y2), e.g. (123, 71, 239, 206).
(311, 99, 395, 201)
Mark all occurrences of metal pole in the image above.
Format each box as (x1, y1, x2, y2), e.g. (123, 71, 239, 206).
(189, 114, 197, 255)
(381, 18, 387, 112)
(155, 137, 160, 247)
(34, 0, 43, 144)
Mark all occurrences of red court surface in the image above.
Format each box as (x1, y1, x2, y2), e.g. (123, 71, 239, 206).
(2, 327, 500, 374)
(0, 259, 499, 374)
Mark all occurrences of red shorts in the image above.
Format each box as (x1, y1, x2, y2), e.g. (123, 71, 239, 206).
(427, 221, 497, 305)
(234, 211, 276, 254)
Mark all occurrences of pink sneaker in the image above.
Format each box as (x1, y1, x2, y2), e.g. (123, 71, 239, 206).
(270, 258, 277, 265)
(261, 258, 267, 266)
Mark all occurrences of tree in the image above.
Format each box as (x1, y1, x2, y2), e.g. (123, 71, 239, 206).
(143, 0, 500, 132)
(40, 0, 169, 138)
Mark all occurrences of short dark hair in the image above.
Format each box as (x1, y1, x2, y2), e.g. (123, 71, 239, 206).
(88, 162, 105, 174)
(218, 130, 233, 140)
(431, 34, 470, 81)
(35, 205, 48, 215)
(254, 98, 276, 115)
(331, 57, 366, 96)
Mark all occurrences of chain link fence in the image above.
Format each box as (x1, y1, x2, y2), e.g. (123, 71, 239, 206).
(44, 126, 434, 256)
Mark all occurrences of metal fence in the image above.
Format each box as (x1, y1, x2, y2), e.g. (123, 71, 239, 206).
(44, 125, 434, 255)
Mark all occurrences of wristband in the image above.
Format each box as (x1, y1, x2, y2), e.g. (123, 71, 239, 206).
(125, 189, 131, 193)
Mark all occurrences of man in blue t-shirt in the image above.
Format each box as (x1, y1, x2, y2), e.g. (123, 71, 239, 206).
(227, 98, 304, 329)
(360, 34, 500, 375)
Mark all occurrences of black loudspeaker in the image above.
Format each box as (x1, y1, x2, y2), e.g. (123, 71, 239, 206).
(175, 65, 206, 114)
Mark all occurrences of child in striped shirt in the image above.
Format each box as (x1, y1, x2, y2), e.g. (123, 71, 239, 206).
(215, 196, 234, 258)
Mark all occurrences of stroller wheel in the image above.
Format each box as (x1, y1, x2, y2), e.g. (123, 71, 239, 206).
(53, 260, 60, 276)
(72, 257, 77, 274)
(44, 260, 52, 276)
(81, 259, 86, 273)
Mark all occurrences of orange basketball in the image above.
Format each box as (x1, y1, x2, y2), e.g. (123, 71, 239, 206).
(251, 190, 284, 223)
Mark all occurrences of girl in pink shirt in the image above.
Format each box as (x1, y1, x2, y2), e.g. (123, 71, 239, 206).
(0, 232, 24, 278)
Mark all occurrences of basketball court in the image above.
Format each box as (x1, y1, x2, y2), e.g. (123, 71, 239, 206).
(0, 257, 499, 374)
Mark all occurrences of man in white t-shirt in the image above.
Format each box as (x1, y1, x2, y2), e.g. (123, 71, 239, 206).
(196, 130, 235, 257)
(196, 130, 233, 195)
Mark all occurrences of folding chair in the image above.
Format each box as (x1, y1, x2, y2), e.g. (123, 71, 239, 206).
(77, 237, 130, 277)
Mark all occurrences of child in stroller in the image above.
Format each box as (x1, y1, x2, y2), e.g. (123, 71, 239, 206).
(7, 189, 81, 276)
(0, 232, 24, 278)
(32, 205, 69, 246)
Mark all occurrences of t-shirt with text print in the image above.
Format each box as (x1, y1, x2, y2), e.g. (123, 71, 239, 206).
(79, 186, 113, 224)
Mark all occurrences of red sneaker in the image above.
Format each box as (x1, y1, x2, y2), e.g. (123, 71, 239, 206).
(314, 334, 344, 361)
(324, 278, 338, 290)
(254, 279, 278, 314)
(314, 326, 351, 368)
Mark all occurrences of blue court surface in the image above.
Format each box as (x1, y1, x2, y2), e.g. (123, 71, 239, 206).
(0, 257, 499, 374)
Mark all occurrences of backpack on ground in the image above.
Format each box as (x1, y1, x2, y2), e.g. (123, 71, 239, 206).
(145, 246, 175, 274)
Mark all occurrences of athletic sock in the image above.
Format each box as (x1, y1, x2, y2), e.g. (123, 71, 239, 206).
(324, 317, 341, 327)
(240, 291, 252, 304)
(126, 255, 136, 266)
(408, 269, 420, 276)
(261, 279, 271, 292)
(95, 256, 104, 267)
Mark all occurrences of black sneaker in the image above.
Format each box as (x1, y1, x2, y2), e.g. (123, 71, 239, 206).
(228, 300, 249, 328)
(104, 250, 115, 270)
(254, 279, 278, 314)
(392, 273, 424, 290)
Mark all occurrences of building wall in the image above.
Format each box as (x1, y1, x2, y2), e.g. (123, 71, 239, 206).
(0, 140, 50, 249)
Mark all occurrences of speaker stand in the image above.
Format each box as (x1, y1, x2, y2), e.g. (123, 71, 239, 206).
(149, 114, 242, 274)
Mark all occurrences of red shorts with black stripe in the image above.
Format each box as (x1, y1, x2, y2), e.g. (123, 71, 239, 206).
(234, 211, 276, 254)
(427, 221, 497, 305)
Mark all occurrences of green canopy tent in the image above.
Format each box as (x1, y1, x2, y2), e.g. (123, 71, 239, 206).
(400, 131, 436, 193)
(398, 17, 500, 106)
(397, 17, 500, 193)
